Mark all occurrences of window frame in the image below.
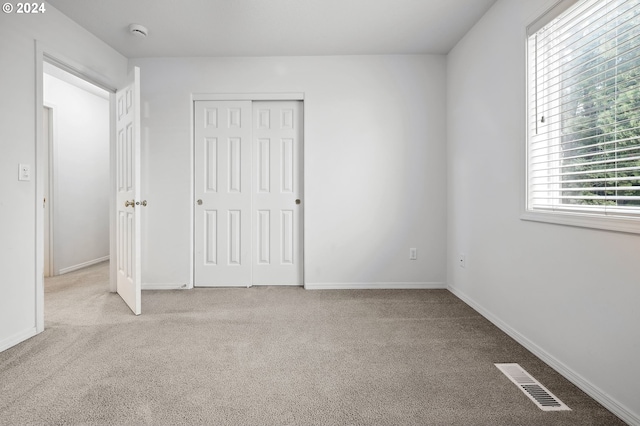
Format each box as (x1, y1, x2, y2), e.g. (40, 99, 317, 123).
(522, 0, 640, 234)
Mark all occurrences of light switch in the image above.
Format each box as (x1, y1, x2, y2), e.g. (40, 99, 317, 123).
(19, 164, 31, 181)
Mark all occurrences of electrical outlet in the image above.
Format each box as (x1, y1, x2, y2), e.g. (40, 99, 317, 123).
(458, 253, 466, 269)
(409, 248, 417, 260)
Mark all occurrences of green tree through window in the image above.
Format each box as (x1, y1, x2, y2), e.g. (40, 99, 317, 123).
(555, 0, 640, 208)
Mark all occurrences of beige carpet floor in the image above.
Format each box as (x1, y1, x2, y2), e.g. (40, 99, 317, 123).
(0, 262, 624, 425)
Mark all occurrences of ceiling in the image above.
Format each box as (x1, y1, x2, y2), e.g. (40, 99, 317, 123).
(48, 0, 497, 58)
(43, 62, 110, 99)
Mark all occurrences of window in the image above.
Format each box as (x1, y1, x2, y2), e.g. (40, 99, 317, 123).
(526, 0, 640, 232)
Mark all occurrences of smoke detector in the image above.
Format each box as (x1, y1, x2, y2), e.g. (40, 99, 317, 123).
(129, 24, 148, 38)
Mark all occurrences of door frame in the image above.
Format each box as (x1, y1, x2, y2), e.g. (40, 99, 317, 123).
(190, 93, 305, 289)
(35, 42, 119, 332)
(42, 104, 55, 278)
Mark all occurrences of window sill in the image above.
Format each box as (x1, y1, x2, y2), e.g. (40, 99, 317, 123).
(521, 210, 640, 235)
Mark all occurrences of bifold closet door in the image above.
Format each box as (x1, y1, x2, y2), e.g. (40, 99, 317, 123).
(252, 101, 303, 286)
(194, 101, 252, 287)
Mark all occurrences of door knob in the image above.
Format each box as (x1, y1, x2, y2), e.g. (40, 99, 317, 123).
(136, 200, 147, 207)
(125, 200, 135, 208)
(197, 199, 203, 205)
(295, 199, 301, 205)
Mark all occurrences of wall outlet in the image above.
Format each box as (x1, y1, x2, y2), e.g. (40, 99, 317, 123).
(409, 248, 417, 260)
(458, 253, 466, 268)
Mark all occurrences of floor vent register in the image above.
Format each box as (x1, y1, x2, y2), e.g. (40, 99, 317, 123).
(495, 363, 571, 411)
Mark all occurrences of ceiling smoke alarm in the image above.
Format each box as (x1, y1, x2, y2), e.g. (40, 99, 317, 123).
(129, 24, 148, 38)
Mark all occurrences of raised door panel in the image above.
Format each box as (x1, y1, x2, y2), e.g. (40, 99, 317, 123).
(257, 210, 270, 264)
(205, 210, 217, 265)
(204, 138, 217, 192)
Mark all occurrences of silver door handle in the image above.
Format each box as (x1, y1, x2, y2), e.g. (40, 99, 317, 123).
(197, 199, 203, 205)
(136, 200, 147, 207)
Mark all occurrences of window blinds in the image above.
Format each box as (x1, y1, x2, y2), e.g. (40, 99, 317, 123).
(528, 0, 640, 216)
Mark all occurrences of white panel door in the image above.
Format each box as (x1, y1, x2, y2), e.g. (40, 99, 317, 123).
(195, 101, 252, 287)
(252, 101, 303, 285)
(115, 67, 141, 315)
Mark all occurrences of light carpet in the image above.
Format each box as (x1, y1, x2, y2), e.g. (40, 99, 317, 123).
(0, 262, 624, 425)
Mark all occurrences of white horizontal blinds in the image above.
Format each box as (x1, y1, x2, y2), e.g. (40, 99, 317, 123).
(528, 0, 640, 216)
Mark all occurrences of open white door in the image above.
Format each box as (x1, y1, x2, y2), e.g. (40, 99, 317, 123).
(115, 67, 141, 314)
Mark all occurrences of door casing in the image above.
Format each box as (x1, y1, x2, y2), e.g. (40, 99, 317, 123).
(35, 43, 120, 332)
(43, 105, 53, 278)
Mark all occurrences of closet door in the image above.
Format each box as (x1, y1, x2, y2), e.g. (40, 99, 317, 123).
(194, 101, 252, 287)
(252, 101, 303, 285)
(194, 100, 303, 287)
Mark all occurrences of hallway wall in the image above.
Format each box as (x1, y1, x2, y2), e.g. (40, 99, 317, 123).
(44, 72, 110, 275)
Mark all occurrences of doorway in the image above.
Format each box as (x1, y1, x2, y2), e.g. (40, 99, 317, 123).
(36, 48, 143, 330)
(193, 99, 304, 287)
(42, 63, 111, 278)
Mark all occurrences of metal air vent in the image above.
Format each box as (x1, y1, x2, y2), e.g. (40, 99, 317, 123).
(495, 363, 571, 411)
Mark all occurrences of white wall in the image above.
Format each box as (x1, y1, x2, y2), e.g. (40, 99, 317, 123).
(44, 73, 110, 275)
(130, 55, 447, 289)
(447, 0, 640, 424)
(0, 7, 127, 351)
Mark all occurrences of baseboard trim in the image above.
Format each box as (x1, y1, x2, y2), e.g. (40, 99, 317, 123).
(58, 256, 109, 275)
(252, 283, 302, 287)
(142, 283, 189, 290)
(0, 327, 37, 352)
(305, 282, 446, 290)
(448, 285, 640, 426)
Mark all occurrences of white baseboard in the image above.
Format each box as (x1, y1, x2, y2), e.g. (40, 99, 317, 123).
(448, 285, 640, 426)
(142, 283, 189, 290)
(252, 283, 302, 287)
(0, 327, 37, 353)
(305, 282, 446, 290)
(58, 255, 109, 275)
